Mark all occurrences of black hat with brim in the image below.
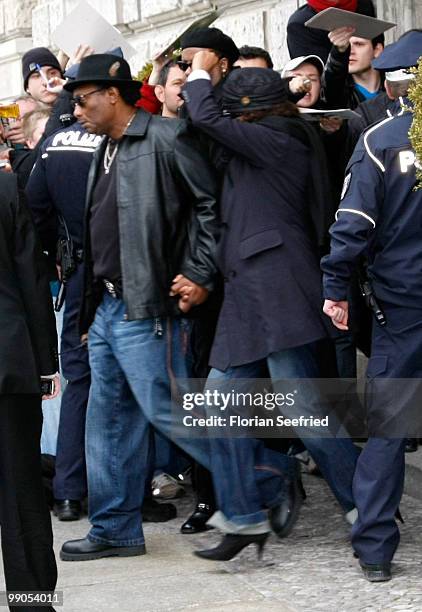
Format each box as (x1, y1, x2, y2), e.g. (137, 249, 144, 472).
(64, 53, 141, 93)
(223, 67, 288, 114)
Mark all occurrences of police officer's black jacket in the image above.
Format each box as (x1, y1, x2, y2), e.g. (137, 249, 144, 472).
(0, 173, 58, 393)
(26, 122, 102, 254)
(80, 109, 219, 334)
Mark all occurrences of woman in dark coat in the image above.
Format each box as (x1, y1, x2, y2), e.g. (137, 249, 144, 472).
(0, 172, 59, 611)
(181, 55, 360, 561)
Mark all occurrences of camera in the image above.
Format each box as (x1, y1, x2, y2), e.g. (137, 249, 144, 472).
(40, 379, 54, 395)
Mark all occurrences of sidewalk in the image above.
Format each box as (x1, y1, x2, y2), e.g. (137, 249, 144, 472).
(2, 467, 422, 612)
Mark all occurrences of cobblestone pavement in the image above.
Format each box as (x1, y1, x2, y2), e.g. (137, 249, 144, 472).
(186, 473, 422, 612)
(2, 473, 422, 611)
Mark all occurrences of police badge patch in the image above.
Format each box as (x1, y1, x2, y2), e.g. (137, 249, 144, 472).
(341, 173, 351, 200)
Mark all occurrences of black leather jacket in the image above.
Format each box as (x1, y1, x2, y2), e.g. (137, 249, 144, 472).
(80, 109, 219, 333)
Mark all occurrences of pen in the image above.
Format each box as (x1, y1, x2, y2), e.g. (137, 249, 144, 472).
(35, 63, 49, 86)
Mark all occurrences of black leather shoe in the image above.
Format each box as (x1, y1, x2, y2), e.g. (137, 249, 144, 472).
(142, 498, 177, 522)
(53, 499, 82, 521)
(194, 532, 269, 561)
(181, 503, 215, 534)
(60, 537, 146, 562)
(269, 461, 303, 538)
(360, 562, 392, 582)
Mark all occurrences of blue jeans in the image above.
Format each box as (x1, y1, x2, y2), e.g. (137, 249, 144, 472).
(86, 295, 196, 546)
(208, 342, 359, 522)
(86, 295, 298, 545)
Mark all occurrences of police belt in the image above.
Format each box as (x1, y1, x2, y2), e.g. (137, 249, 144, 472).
(103, 278, 123, 299)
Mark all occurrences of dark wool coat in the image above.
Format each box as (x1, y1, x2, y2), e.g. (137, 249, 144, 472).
(185, 78, 330, 371)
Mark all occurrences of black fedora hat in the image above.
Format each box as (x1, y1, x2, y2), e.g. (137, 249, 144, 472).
(64, 53, 140, 92)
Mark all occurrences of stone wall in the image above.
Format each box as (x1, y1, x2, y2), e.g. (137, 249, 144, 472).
(0, 0, 420, 102)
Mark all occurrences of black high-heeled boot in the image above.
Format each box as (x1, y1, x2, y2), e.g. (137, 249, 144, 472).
(194, 532, 269, 561)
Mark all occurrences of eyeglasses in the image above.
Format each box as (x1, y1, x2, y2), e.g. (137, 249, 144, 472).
(176, 61, 193, 72)
(70, 87, 105, 109)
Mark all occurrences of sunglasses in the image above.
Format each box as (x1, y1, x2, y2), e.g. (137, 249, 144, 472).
(176, 61, 193, 72)
(70, 87, 105, 109)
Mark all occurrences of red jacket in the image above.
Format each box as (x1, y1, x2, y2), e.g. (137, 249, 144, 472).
(136, 81, 161, 115)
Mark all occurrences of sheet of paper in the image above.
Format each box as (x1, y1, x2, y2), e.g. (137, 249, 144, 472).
(305, 7, 396, 40)
(51, 0, 136, 60)
(299, 108, 361, 121)
(152, 9, 223, 61)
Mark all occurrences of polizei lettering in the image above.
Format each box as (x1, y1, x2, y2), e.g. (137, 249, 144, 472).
(50, 130, 102, 149)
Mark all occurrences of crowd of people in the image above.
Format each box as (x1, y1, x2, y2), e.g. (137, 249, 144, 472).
(1, 0, 422, 608)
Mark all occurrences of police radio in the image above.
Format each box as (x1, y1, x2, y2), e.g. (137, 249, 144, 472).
(359, 278, 386, 327)
(54, 215, 77, 312)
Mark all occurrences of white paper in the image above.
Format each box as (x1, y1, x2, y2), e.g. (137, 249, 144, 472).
(152, 10, 223, 61)
(305, 7, 396, 40)
(51, 0, 136, 60)
(299, 107, 361, 121)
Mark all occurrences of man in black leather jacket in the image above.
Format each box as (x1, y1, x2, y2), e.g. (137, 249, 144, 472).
(59, 54, 219, 561)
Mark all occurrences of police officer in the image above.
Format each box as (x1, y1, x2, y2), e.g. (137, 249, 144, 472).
(321, 30, 422, 582)
(26, 119, 102, 520)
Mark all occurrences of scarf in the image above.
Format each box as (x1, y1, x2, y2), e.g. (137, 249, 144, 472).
(307, 0, 358, 12)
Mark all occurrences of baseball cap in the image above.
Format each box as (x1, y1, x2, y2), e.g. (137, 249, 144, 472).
(281, 55, 325, 78)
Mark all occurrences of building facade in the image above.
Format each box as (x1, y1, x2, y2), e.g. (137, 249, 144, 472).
(0, 0, 420, 102)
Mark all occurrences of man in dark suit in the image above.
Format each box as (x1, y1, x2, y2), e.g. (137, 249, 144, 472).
(0, 171, 59, 610)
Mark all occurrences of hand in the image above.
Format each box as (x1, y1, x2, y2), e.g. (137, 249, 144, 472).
(0, 123, 6, 145)
(41, 373, 61, 400)
(191, 49, 220, 73)
(319, 117, 343, 133)
(170, 274, 209, 313)
(81, 333, 89, 345)
(4, 120, 25, 145)
(149, 54, 170, 86)
(66, 45, 95, 68)
(328, 26, 355, 53)
(47, 76, 66, 94)
(323, 299, 349, 330)
(57, 50, 70, 72)
(0, 161, 12, 173)
(289, 76, 312, 95)
(67, 44, 95, 70)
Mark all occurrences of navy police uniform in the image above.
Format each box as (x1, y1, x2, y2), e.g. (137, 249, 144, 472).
(26, 123, 102, 504)
(321, 104, 422, 566)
